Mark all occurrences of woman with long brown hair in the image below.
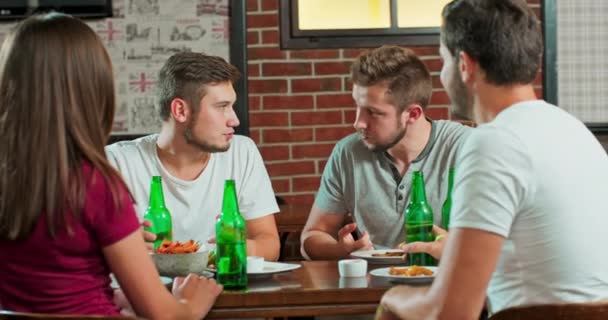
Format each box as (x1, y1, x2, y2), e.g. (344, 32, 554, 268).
(0, 13, 221, 318)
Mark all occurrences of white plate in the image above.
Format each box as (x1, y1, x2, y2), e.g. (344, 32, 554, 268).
(350, 249, 406, 264)
(110, 275, 172, 289)
(370, 266, 437, 284)
(207, 261, 301, 279)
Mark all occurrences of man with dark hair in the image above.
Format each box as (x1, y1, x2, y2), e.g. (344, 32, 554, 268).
(301, 45, 471, 260)
(106, 52, 280, 261)
(378, 1, 608, 319)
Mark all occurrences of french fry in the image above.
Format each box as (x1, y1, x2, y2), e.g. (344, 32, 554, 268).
(155, 239, 200, 254)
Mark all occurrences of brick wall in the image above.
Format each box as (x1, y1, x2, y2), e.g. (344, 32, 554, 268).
(246, 0, 542, 260)
(247, 0, 542, 207)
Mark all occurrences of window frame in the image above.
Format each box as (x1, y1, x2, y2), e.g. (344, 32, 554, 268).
(279, 0, 441, 49)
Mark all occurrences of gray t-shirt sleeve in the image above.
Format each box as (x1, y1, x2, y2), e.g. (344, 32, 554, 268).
(314, 142, 349, 215)
(450, 125, 535, 237)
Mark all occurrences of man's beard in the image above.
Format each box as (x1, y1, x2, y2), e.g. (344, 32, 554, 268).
(183, 117, 230, 153)
(448, 63, 474, 120)
(364, 121, 407, 152)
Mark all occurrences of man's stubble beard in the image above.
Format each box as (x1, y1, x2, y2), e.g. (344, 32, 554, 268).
(183, 117, 230, 153)
(364, 119, 407, 152)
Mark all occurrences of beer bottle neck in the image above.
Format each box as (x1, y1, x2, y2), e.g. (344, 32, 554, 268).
(410, 172, 428, 204)
(148, 177, 166, 209)
(221, 180, 241, 217)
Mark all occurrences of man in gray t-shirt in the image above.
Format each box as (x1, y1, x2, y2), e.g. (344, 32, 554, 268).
(301, 46, 471, 260)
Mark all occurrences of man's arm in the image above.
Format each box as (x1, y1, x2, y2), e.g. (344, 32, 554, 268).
(378, 227, 504, 320)
(246, 214, 280, 261)
(301, 204, 373, 260)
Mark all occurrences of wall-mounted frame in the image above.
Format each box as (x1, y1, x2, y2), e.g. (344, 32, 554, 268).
(280, 0, 443, 49)
(543, 0, 608, 133)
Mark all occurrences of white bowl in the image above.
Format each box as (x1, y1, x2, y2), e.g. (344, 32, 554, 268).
(151, 250, 209, 278)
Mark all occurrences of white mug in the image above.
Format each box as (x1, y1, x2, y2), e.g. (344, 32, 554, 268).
(338, 258, 367, 277)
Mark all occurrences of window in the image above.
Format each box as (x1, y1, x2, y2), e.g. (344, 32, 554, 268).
(280, 0, 450, 49)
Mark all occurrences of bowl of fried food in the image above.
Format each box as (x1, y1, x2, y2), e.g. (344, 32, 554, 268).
(151, 240, 209, 278)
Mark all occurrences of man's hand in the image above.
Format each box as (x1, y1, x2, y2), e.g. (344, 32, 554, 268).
(113, 288, 136, 317)
(141, 219, 156, 251)
(337, 222, 374, 254)
(399, 225, 447, 260)
(172, 274, 223, 318)
(374, 305, 400, 320)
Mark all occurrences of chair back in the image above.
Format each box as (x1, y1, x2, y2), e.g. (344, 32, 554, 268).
(0, 310, 136, 320)
(489, 301, 608, 320)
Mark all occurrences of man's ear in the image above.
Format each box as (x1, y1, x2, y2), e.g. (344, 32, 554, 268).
(170, 98, 189, 124)
(403, 104, 424, 123)
(458, 51, 477, 84)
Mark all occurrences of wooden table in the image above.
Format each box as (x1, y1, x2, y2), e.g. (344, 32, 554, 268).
(207, 260, 429, 319)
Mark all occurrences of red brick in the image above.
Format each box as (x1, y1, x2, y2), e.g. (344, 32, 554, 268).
(248, 95, 261, 111)
(263, 95, 314, 110)
(278, 194, 316, 206)
(432, 76, 444, 89)
(248, 79, 288, 94)
(317, 160, 328, 173)
(314, 61, 352, 75)
(317, 93, 354, 109)
(248, 63, 260, 77)
(291, 111, 342, 126)
(292, 144, 335, 159)
(290, 50, 340, 59)
(259, 145, 290, 161)
(248, 47, 287, 60)
(423, 58, 443, 72)
(247, 30, 259, 45)
(247, 13, 278, 29)
(292, 176, 322, 192)
(262, 62, 312, 76)
(292, 78, 342, 93)
(249, 128, 261, 143)
(342, 48, 367, 59)
(246, 0, 258, 12)
(343, 110, 356, 124)
(262, 128, 314, 143)
(430, 90, 451, 105)
(425, 107, 449, 120)
(271, 177, 290, 193)
(315, 126, 355, 141)
(261, 0, 279, 11)
(344, 77, 353, 91)
(411, 47, 439, 57)
(267, 161, 316, 176)
(261, 30, 279, 44)
(250, 112, 289, 127)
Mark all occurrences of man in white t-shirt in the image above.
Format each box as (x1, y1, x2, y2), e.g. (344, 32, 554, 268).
(378, 0, 608, 319)
(106, 52, 280, 261)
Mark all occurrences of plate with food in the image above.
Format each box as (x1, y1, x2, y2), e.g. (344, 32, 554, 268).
(370, 265, 437, 284)
(350, 249, 406, 264)
(151, 239, 213, 278)
(206, 261, 301, 279)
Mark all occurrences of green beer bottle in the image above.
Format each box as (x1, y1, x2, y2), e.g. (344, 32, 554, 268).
(404, 171, 437, 266)
(215, 179, 247, 289)
(143, 176, 172, 249)
(441, 168, 455, 231)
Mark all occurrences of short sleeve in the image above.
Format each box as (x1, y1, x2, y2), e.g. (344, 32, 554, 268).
(450, 126, 535, 237)
(85, 170, 141, 247)
(314, 143, 348, 215)
(236, 138, 279, 220)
